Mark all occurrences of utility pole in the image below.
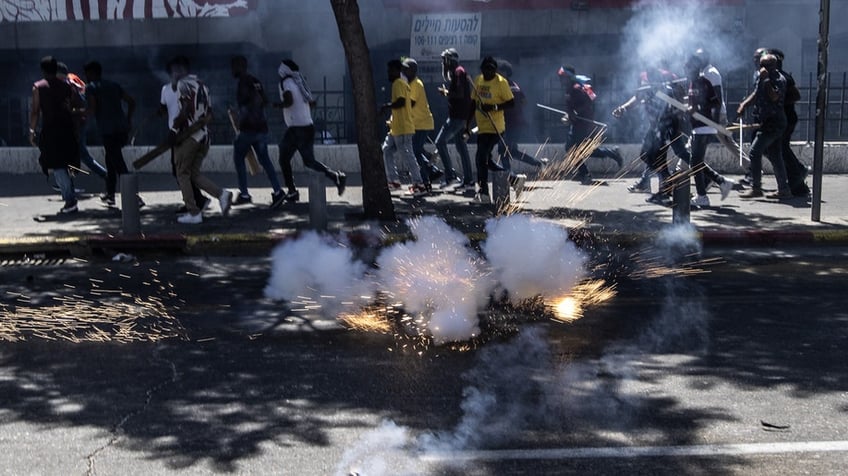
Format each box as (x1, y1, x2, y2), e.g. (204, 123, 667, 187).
(811, 0, 830, 221)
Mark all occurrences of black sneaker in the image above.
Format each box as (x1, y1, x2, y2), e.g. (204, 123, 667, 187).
(234, 193, 252, 205)
(284, 190, 300, 202)
(646, 193, 672, 207)
(100, 194, 116, 207)
(334, 171, 347, 196)
(428, 167, 444, 182)
(791, 184, 811, 197)
(59, 200, 78, 214)
(270, 191, 285, 209)
(627, 179, 651, 193)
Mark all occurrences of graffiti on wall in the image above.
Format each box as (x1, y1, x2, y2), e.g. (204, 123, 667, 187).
(1, 0, 256, 22)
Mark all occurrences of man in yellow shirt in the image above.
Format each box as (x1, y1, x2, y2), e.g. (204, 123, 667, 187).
(381, 59, 425, 194)
(403, 57, 443, 191)
(471, 56, 512, 203)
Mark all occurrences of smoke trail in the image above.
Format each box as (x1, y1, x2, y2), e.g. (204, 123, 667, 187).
(482, 214, 588, 302)
(264, 232, 372, 316)
(334, 420, 417, 476)
(638, 224, 709, 353)
(620, 0, 747, 78)
(421, 327, 553, 452)
(375, 216, 492, 344)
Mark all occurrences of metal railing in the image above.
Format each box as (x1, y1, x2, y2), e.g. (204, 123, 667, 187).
(539, 71, 848, 145)
(4, 72, 846, 147)
(1, 76, 352, 147)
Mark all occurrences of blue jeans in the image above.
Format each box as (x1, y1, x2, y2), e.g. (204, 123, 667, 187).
(383, 133, 422, 184)
(750, 117, 789, 194)
(435, 117, 473, 184)
(413, 130, 437, 184)
(233, 131, 281, 196)
(78, 126, 107, 179)
(53, 167, 76, 204)
(689, 134, 723, 196)
(279, 125, 335, 190)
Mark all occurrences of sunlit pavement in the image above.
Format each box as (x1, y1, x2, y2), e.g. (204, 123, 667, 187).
(2, 172, 848, 258)
(2, 169, 848, 474)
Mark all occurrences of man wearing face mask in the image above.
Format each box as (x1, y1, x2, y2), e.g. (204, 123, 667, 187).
(737, 53, 791, 200)
(434, 48, 474, 191)
(470, 56, 512, 204)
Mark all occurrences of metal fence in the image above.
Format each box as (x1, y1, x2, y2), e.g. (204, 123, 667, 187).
(1, 76, 352, 148)
(3, 72, 846, 147)
(539, 71, 848, 145)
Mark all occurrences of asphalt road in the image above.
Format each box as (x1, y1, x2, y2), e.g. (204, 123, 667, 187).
(0, 246, 847, 475)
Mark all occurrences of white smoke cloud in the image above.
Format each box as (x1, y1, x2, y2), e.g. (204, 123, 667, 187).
(420, 327, 553, 452)
(375, 216, 492, 344)
(482, 214, 588, 302)
(264, 232, 373, 316)
(334, 420, 416, 476)
(621, 0, 747, 78)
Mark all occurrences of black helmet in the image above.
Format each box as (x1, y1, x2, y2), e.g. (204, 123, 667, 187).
(441, 48, 459, 61)
(689, 48, 709, 70)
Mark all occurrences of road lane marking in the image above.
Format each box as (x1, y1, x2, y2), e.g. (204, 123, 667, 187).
(420, 440, 848, 461)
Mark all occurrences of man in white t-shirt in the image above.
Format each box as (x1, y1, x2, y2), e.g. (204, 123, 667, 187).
(169, 56, 233, 224)
(695, 49, 743, 167)
(274, 59, 345, 202)
(159, 56, 208, 213)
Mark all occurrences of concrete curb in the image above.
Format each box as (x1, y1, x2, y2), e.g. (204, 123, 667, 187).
(3, 227, 848, 258)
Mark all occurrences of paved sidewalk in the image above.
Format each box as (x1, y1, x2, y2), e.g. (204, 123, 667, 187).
(1, 171, 847, 255)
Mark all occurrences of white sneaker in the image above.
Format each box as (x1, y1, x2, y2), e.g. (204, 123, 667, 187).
(177, 212, 203, 224)
(691, 194, 710, 208)
(219, 190, 233, 217)
(511, 174, 527, 198)
(719, 179, 734, 201)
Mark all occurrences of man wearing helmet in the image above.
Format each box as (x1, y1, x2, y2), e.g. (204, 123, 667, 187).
(737, 53, 791, 200)
(768, 48, 810, 197)
(434, 48, 475, 192)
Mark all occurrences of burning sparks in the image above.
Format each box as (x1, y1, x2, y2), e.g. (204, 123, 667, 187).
(0, 296, 185, 343)
(547, 279, 617, 323)
(339, 309, 392, 334)
(552, 296, 581, 322)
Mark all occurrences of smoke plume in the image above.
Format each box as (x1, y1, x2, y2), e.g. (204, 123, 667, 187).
(375, 216, 492, 344)
(264, 232, 372, 316)
(482, 214, 588, 302)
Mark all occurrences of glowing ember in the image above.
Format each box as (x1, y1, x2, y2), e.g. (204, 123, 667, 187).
(552, 296, 582, 322)
(339, 310, 392, 334)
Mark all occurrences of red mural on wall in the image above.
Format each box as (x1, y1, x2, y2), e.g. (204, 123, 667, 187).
(0, 0, 257, 22)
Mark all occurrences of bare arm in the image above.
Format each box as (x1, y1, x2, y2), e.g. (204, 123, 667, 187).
(29, 86, 40, 146)
(122, 91, 136, 128)
(613, 95, 638, 118)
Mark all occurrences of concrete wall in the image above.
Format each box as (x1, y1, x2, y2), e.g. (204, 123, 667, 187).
(2, 1, 843, 87)
(2, 142, 846, 176)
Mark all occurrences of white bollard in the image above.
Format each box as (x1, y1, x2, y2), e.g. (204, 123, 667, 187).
(308, 174, 328, 231)
(492, 170, 510, 212)
(120, 174, 141, 235)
